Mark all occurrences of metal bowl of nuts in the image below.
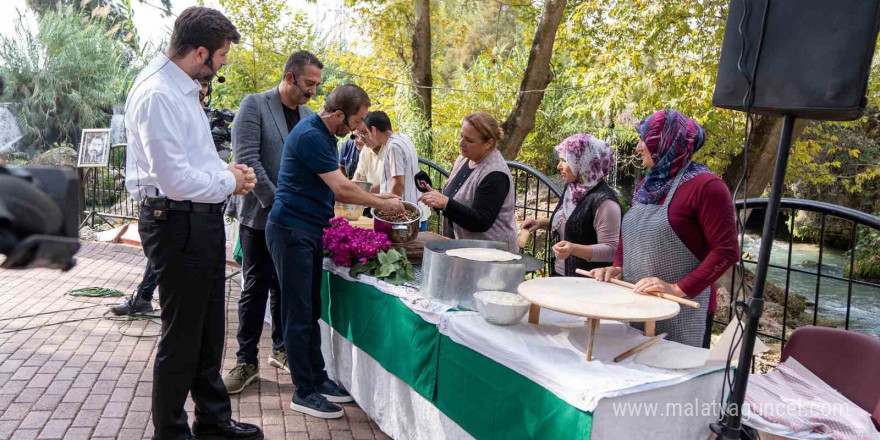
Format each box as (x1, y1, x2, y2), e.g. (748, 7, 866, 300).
(371, 201, 421, 243)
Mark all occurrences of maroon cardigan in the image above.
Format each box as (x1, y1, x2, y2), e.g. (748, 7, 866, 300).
(614, 173, 739, 313)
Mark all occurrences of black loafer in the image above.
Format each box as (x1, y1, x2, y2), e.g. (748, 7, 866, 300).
(192, 419, 263, 440)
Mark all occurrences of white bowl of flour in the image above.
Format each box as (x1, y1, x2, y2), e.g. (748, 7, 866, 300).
(473, 291, 531, 325)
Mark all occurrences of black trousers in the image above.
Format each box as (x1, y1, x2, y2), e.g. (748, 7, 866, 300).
(265, 222, 329, 398)
(236, 224, 284, 365)
(139, 205, 231, 440)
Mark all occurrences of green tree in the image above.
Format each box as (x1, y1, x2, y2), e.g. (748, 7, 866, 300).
(0, 9, 132, 151)
(26, 0, 172, 17)
(209, 0, 318, 111)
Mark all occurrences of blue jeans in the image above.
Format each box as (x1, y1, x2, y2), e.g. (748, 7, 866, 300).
(419, 220, 429, 232)
(265, 221, 329, 398)
(138, 260, 158, 301)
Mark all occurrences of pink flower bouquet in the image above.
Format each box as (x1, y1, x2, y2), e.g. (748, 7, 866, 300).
(323, 217, 391, 267)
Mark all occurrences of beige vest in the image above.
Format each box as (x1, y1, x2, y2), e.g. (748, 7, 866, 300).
(444, 149, 518, 252)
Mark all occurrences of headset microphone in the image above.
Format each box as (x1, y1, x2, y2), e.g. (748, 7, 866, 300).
(292, 72, 312, 99)
(205, 58, 226, 84)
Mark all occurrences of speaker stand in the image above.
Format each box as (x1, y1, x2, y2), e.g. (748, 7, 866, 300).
(711, 114, 797, 439)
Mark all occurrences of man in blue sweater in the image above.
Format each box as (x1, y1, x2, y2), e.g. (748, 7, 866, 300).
(265, 84, 402, 419)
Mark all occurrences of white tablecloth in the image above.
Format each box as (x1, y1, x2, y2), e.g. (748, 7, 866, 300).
(321, 320, 725, 440)
(323, 260, 727, 414)
(439, 311, 726, 412)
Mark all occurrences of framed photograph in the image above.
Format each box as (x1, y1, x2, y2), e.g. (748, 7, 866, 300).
(77, 128, 112, 168)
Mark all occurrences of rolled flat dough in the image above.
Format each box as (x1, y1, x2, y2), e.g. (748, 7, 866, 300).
(518, 277, 680, 322)
(446, 248, 523, 262)
(634, 340, 709, 369)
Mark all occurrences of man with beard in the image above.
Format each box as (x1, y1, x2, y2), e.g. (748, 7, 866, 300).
(223, 50, 323, 394)
(124, 6, 262, 439)
(265, 84, 403, 418)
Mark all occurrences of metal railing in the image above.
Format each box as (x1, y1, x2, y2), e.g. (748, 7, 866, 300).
(507, 161, 563, 275)
(417, 157, 450, 235)
(80, 144, 138, 229)
(723, 198, 880, 349)
(415, 157, 563, 272)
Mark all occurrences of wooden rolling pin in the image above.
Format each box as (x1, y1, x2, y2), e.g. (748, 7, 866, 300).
(575, 268, 700, 309)
(614, 333, 667, 363)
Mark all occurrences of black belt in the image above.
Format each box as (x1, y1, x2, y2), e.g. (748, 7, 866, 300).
(145, 197, 225, 215)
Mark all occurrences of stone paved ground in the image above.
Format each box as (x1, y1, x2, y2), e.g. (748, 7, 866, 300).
(0, 242, 389, 440)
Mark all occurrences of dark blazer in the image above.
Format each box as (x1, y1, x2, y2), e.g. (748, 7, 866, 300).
(225, 87, 313, 229)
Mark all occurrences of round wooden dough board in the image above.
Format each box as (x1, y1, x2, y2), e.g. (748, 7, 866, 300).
(518, 277, 680, 322)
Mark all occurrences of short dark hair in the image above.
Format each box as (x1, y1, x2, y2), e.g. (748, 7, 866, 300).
(169, 7, 240, 58)
(283, 50, 323, 78)
(324, 84, 371, 119)
(364, 111, 392, 132)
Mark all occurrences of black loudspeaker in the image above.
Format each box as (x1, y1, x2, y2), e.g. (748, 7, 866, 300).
(713, 0, 880, 121)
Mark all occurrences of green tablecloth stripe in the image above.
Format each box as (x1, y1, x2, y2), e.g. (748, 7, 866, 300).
(320, 271, 592, 440)
(435, 334, 592, 440)
(321, 273, 440, 401)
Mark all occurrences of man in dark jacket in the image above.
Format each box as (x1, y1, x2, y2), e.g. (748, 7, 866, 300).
(223, 50, 323, 394)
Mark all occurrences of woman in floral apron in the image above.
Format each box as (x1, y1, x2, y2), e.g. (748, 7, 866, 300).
(590, 110, 739, 347)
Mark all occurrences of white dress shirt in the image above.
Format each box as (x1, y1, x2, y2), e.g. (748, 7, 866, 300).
(125, 54, 235, 203)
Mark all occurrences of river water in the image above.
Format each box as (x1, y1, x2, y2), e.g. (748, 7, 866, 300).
(741, 234, 880, 336)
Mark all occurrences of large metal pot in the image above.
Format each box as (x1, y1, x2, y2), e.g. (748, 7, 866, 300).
(371, 201, 420, 243)
(421, 239, 543, 311)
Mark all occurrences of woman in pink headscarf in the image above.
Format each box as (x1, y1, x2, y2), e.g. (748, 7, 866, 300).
(521, 133, 622, 276)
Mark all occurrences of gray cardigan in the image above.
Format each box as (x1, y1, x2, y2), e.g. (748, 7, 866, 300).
(225, 87, 313, 230)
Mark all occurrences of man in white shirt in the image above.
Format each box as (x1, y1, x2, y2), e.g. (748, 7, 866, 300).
(362, 111, 430, 227)
(124, 7, 262, 440)
(351, 135, 383, 189)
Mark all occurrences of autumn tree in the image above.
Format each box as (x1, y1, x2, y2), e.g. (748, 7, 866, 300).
(497, 0, 567, 159)
(210, 0, 317, 110)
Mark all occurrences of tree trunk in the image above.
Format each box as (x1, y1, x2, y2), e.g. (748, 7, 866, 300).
(497, 0, 567, 160)
(720, 115, 810, 228)
(721, 115, 810, 199)
(411, 0, 433, 151)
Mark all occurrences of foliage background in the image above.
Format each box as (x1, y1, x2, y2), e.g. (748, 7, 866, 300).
(1, 0, 877, 219)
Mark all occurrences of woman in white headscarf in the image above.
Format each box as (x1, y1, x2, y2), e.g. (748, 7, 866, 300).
(521, 134, 621, 276)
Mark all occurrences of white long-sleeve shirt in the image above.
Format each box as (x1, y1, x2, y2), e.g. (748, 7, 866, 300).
(125, 54, 236, 203)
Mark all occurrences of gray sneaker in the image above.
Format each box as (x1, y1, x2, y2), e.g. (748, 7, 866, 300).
(267, 351, 289, 373)
(224, 363, 258, 394)
(111, 293, 153, 316)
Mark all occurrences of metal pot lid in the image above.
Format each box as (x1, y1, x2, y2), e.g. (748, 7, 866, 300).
(424, 239, 545, 272)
